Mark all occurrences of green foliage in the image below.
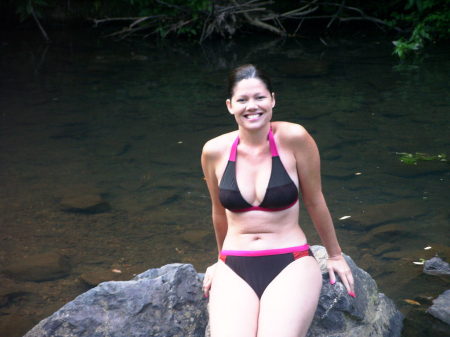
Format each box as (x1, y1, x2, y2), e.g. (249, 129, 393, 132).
(396, 152, 447, 165)
(6, 0, 450, 46)
(392, 0, 450, 58)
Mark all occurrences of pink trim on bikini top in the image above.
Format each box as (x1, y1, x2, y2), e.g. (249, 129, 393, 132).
(229, 128, 278, 162)
(221, 244, 310, 256)
(230, 199, 298, 213)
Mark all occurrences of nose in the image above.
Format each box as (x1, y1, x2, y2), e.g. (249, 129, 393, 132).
(246, 99, 258, 110)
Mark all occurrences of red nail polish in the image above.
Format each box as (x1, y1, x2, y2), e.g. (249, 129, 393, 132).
(330, 280, 335, 285)
(348, 292, 356, 298)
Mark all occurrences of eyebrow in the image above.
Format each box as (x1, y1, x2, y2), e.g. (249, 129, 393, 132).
(236, 92, 266, 97)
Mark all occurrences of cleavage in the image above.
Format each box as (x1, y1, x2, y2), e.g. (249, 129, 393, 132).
(235, 151, 272, 206)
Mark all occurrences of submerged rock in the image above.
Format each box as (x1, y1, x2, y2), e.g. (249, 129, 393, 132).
(59, 186, 111, 214)
(23, 247, 402, 337)
(2, 252, 71, 282)
(351, 200, 428, 230)
(423, 257, 450, 276)
(79, 269, 128, 287)
(0, 313, 35, 337)
(427, 290, 450, 325)
(0, 286, 29, 307)
(60, 193, 111, 214)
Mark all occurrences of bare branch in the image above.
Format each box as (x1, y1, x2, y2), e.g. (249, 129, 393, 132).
(30, 4, 50, 42)
(93, 0, 402, 41)
(231, 0, 285, 36)
(93, 17, 155, 26)
(326, 0, 345, 28)
(129, 15, 164, 29)
(155, 0, 189, 13)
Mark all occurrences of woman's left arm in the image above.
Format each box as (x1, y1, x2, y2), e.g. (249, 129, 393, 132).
(289, 124, 355, 297)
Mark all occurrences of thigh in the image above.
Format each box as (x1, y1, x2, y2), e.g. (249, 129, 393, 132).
(257, 256, 322, 337)
(208, 261, 260, 337)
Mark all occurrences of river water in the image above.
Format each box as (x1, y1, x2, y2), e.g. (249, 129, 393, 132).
(0, 29, 448, 337)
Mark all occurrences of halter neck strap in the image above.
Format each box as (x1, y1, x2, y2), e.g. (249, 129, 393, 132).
(228, 128, 279, 161)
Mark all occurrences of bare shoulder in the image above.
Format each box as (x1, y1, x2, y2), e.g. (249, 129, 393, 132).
(202, 131, 237, 160)
(272, 121, 311, 145)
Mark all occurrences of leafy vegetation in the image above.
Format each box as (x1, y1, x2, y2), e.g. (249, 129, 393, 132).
(391, 0, 450, 58)
(396, 152, 447, 165)
(4, 0, 449, 55)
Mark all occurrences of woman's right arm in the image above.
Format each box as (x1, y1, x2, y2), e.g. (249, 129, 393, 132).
(201, 140, 228, 253)
(201, 140, 228, 297)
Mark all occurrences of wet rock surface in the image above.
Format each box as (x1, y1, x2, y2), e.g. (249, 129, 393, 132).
(24, 247, 402, 337)
(423, 257, 450, 276)
(24, 263, 208, 337)
(306, 246, 403, 337)
(427, 290, 450, 325)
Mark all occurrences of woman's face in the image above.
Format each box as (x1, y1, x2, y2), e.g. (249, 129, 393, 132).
(226, 78, 275, 130)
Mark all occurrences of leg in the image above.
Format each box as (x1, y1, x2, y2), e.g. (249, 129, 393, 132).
(257, 256, 322, 337)
(209, 261, 260, 337)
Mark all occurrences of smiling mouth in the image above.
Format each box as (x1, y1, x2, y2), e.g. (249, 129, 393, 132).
(244, 113, 263, 120)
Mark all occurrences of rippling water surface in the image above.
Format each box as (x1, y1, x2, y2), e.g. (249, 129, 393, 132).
(0, 30, 449, 337)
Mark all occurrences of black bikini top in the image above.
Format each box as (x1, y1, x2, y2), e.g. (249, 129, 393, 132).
(219, 129, 299, 212)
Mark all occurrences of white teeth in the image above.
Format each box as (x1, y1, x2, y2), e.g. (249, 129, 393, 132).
(245, 113, 262, 120)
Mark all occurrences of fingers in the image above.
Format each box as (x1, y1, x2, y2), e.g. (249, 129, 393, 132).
(328, 268, 336, 285)
(203, 275, 212, 298)
(203, 282, 211, 298)
(202, 264, 217, 298)
(340, 271, 355, 298)
(347, 271, 355, 297)
(327, 258, 356, 298)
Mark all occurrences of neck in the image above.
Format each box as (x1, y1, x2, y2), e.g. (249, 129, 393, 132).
(238, 124, 271, 147)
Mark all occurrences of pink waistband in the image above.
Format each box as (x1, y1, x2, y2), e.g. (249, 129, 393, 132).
(221, 244, 310, 257)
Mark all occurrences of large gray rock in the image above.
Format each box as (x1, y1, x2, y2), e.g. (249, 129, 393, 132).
(24, 247, 402, 337)
(24, 263, 207, 337)
(427, 290, 450, 325)
(307, 246, 403, 337)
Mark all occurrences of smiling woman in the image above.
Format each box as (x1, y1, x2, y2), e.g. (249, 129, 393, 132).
(225, 76, 275, 129)
(200, 64, 355, 337)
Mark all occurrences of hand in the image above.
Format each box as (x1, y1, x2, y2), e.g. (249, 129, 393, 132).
(202, 262, 217, 298)
(327, 254, 356, 297)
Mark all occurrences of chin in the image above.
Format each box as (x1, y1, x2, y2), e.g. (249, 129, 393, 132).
(238, 119, 270, 131)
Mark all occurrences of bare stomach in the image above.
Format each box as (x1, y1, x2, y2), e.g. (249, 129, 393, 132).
(222, 210, 308, 251)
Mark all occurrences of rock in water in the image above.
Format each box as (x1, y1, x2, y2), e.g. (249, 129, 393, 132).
(427, 290, 450, 325)
(307, 246, 403, 337)
(23, 264, 207, 337)
(2, 252, 70, 282)
(423, 257, 450, 276)
(24, 247, 403, 337)
(60, 190, 111, 214)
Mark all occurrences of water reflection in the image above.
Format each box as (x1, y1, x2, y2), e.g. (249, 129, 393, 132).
(0, 30, 448, 337)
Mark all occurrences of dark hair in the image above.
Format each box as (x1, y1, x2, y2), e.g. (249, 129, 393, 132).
(227, 64, 273, 98)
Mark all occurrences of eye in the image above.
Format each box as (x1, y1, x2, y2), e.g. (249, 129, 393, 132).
(257, 95, 266, 100)
(236, 98, 246, 103)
